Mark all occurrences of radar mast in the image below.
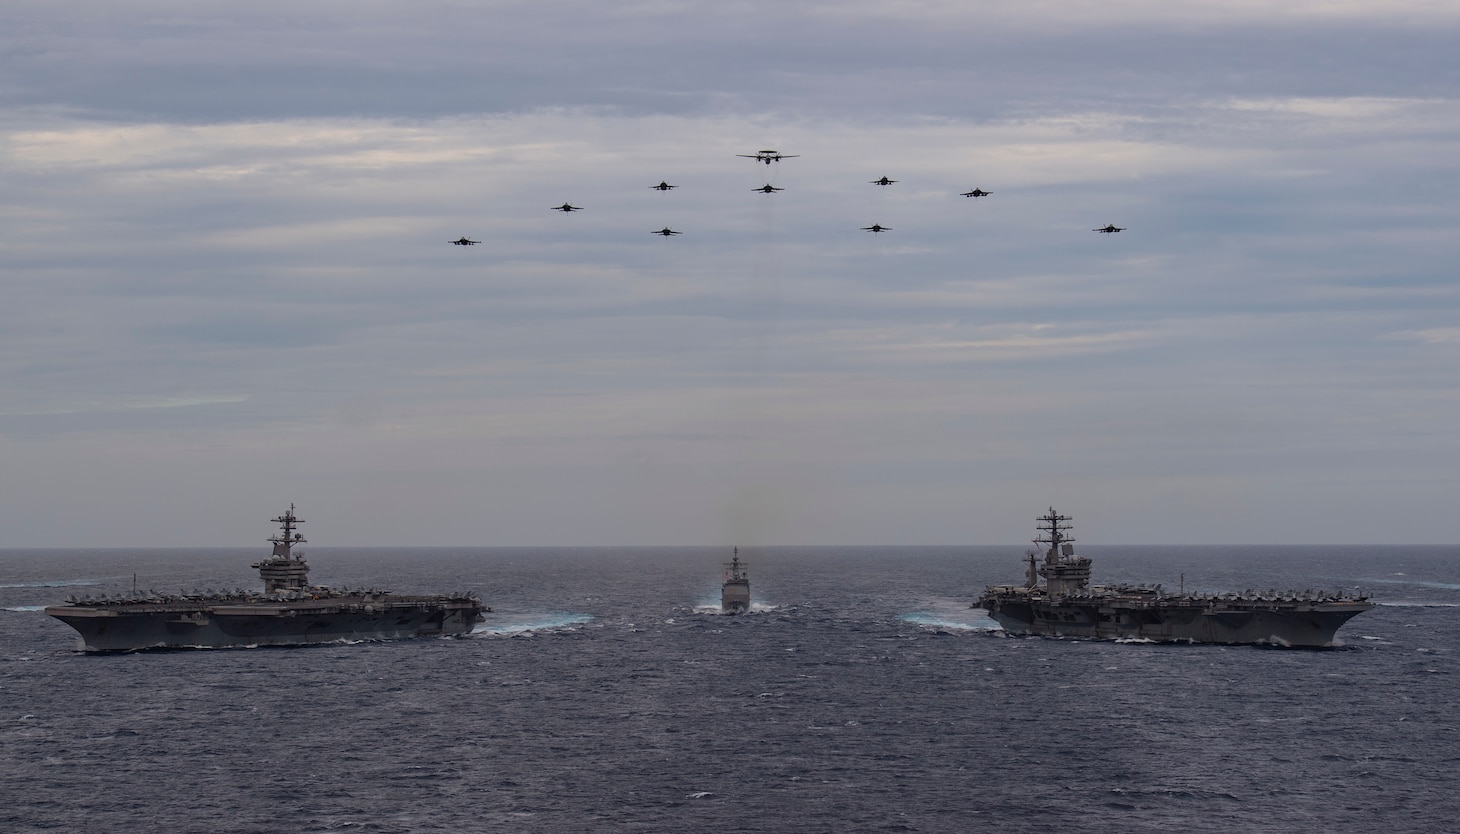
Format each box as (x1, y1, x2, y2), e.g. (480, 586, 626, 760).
(1033, 507, 1091, 597)
(254, 504, 310, 592)
(1033, 507, 1074, 562)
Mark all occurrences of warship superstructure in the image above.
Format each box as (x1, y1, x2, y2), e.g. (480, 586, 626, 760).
(46, 505, 485, 651)
(721, 549, 750, 614)
(977, 508, 1373, 647)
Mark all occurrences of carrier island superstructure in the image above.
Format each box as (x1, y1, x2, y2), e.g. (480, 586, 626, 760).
(46, 505, 485, 651)
(721, 548, 750, 614)
(977, 508, 1373, 647)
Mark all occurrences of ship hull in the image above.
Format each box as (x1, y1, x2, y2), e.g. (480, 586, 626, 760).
(46, 599, 482, 652)
(721, 581, 750, 614)
(981, 596, 1371, 647)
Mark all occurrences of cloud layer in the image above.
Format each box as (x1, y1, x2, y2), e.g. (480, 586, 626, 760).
(2, 2, 1458, 544)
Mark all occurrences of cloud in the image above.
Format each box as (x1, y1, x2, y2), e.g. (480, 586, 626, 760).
(1388, 328, 1460, 345)
(2, 5, 1459, 543)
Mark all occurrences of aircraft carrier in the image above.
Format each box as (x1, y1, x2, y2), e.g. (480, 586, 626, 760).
(721, 548, 750, 614)
(45, 506, 485, 652)
(977, 508, 1373, 647)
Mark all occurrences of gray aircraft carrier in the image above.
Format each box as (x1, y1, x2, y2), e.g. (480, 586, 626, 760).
(46, 505, 485, 651)
(977, 508, 1373, 647)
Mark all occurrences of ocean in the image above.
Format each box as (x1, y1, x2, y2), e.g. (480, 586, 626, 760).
(2, 544, 1457, 833)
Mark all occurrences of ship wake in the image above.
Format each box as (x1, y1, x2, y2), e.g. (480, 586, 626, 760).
(471, 613, 593, 636)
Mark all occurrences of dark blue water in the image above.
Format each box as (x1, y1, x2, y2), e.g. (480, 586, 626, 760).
(3, 545, 1457, 833)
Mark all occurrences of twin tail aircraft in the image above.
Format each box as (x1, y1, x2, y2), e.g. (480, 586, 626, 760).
(737, 149, 800, 165)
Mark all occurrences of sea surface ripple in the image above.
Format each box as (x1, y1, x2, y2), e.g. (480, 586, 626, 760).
(2, 545, 1457, 833)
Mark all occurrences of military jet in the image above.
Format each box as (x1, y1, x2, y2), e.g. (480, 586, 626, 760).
(961, 188, 991, 198)
(652, 227, 682, 236)
(552, 203, 584, 212)
(861, 224, 892, 233)
(870, 177, 897, 186)
(450, 237, 480, 246)
(1093, 224, 1125, 234)
(737, 149, 799, 165)
(752, 184, 784, 194)
(650, 182, 677, 191)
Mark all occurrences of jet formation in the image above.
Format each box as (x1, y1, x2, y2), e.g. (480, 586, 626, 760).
(452, 149, 1128, 243)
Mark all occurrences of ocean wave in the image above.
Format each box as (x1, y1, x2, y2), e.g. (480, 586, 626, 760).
(0, 579, 103, 589)
(472, 613, 593, 635)
(1366, 578, 1460, 591)
(899, 612, 999, 631)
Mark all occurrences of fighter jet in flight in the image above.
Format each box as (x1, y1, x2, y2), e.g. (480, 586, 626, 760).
(652, 227, 682, 236)
(861, 224, 891, 233)
(1093, 224, 1126, 233)
(450, 237, 479, 246)
(961, 188, 991, 198)
(552, 203, 584, 212)
(870, 177, 897, 186)
(650, 182, 677, 191)
(752, 184, 784, 194)
(737, 149, 799, 165)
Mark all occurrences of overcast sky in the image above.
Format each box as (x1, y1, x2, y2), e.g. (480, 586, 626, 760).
(3, 1, 1459, 546)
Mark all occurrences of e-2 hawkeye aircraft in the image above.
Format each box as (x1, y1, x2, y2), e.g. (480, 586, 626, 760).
(737, 149, 799, 165)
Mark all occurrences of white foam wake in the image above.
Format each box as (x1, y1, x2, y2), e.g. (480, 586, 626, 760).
(472, 613, 593, 635)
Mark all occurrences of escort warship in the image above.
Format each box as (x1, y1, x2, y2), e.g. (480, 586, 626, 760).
(977, 509, 1373, 647)
(721, 548, 750, 614)
(45, 506, 485, 652)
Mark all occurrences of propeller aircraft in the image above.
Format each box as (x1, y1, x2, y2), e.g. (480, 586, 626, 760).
(737, 149, 799, 165)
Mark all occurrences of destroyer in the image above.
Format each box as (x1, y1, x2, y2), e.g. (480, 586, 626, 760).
(977, 508, 1372, 647)
(46, 505, 485, 651)
(721, 548, 750, 614)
